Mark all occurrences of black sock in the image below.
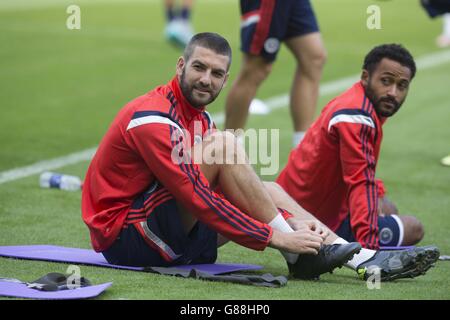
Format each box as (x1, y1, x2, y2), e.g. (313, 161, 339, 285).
(166, 7, 176, 22)
(180, 7, 191, 21)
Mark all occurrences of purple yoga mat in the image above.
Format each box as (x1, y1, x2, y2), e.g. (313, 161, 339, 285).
(0, 245, 262, 274)
(0, 280, 112, 300)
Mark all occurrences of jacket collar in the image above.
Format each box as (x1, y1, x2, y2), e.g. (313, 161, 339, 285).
(169, 76, 205, 122)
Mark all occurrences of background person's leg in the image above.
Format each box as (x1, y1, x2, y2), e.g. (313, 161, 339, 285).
(437, 13, 450, 47)
(226, 0, 285, 131)
(285, 32, 326, 146)
(164, 0, 176, 22)
(224, 54, 272, 130)
(181, 0, 194, 20)
(163, 0, 194, 48)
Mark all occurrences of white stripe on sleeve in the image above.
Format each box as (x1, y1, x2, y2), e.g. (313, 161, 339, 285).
(127, 115, 183, 132)
(328, 114, 375, 131)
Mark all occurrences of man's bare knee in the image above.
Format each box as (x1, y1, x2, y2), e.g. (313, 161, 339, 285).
(196, 131, 234, 185)
(400, 215, 424, 245)
(288, 34, 327, 78)
(296, 50, 326, 80)
(240, 58, 272, 86)
(302, 48, 327, 68)
(312, 49, 327, 68)
(201, 131, 245, 166)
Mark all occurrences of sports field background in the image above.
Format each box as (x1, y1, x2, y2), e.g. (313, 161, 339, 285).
(0, 0, 449, 299)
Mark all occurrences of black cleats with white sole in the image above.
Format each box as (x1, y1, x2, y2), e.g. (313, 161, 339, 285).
(288, 242, 362, 280)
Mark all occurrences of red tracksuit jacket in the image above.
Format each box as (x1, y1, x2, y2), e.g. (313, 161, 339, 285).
(277, 82, 386, 249)
(82, 77, 273, 252)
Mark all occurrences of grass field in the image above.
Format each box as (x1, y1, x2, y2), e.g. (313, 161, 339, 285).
(0, 0, 449, 300)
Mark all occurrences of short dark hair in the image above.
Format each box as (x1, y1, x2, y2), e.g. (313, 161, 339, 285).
(183, 32, 232, 70)
(363, 44, 416, 79)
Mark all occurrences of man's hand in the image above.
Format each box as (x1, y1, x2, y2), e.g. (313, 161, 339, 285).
(269, 225, 325, 255)
(286, 218, 329, 240)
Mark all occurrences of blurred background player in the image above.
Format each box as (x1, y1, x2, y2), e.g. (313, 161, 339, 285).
(224, 0, 327, 148)
(420, 1, 450, 165)
(164, 0, 195, 48)
(420, 0, 450, 47)
(436, 13, 450, 47)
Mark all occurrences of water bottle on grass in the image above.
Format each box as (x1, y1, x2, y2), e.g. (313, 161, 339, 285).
(39, 172, 82, 191)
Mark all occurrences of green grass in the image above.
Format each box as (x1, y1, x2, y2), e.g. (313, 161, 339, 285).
(0, 0, 449, 300)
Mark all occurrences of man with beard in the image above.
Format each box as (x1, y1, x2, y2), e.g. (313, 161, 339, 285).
(277, 44, 429, 253)
(82, 32, 363, 280)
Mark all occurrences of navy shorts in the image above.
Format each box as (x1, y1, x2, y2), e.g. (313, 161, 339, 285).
(335, 214, 404, 247)
(102, 184, 218, 267)
(240, 0, 320, 61)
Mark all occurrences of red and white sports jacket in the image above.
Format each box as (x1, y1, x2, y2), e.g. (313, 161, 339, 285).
(82, 76, 274, 252)
(277, 82, 386, 249)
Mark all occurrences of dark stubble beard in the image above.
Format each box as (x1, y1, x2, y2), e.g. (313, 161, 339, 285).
(365, 78, 403, 118)
(180, 68, 221, 109)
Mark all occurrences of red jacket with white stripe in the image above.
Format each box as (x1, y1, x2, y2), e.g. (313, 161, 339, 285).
(82, 77, 273, 252)
(277, 82, 385, 249)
